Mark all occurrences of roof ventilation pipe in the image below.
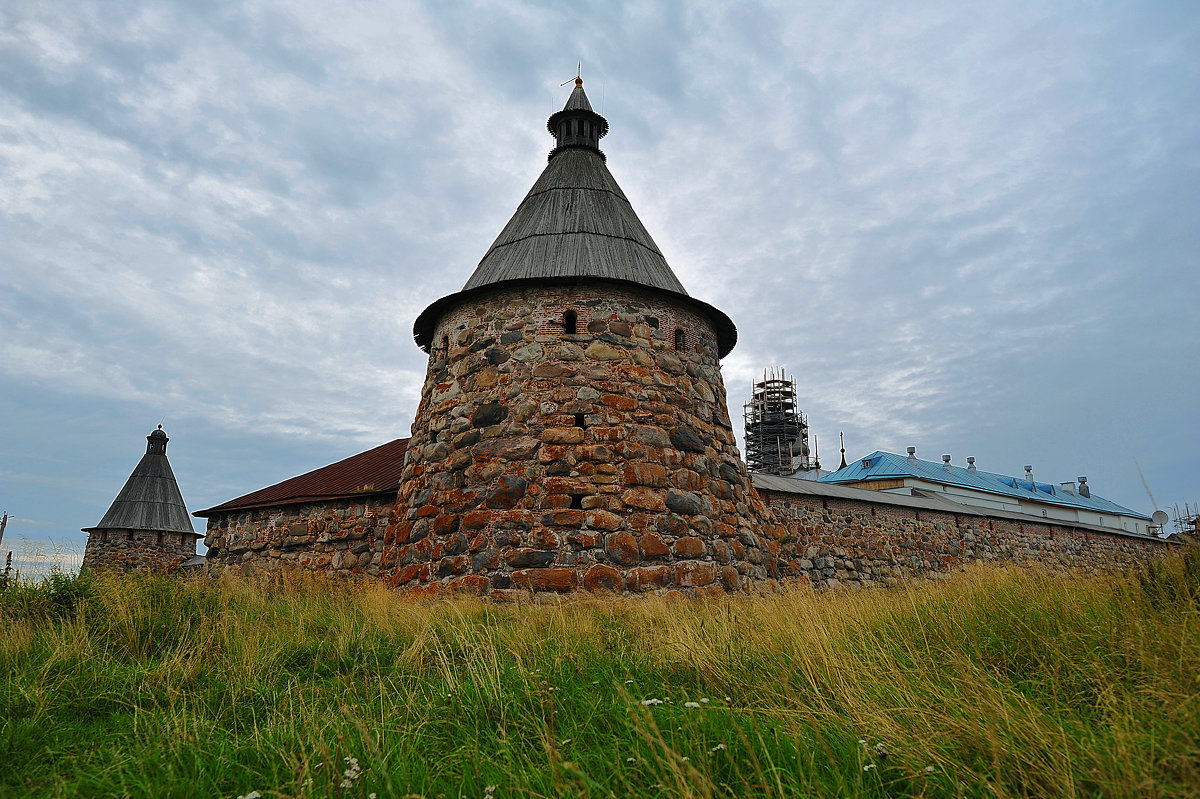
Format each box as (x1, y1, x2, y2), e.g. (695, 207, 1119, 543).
(942, 454, 952, 471)
(1078, 476, 1091, 498)
(1024, 465, 1034, 481)
(1060, 481, 1077, 496)
(907, 446, 917, 464)
(966, 457, 977, 474)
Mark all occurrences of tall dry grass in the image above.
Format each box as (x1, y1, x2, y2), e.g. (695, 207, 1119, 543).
(1, 549, 1198, 798)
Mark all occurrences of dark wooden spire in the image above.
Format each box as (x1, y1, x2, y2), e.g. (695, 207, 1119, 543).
(82, 426, 194, 534)
(413, 77, 738, 357)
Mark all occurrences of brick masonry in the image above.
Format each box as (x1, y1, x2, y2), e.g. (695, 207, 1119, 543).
(82, 529, 200, 574)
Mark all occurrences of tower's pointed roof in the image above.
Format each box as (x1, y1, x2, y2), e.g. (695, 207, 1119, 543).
(414, 77, 736, 356)
(83, 426, 195, 534)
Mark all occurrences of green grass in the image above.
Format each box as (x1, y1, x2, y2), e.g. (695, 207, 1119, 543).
(2, 547, 1198, 798)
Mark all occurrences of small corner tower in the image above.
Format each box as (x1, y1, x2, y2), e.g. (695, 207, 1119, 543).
(391, 76, 785, 597)
(82, 426, 202, 573)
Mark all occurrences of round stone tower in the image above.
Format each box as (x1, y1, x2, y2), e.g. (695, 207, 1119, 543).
(389, 79, 785, 596)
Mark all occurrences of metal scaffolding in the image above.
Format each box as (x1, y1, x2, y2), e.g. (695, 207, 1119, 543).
(743, 368, 815, 475)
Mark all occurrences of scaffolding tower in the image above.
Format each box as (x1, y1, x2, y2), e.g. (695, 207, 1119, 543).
(743, 368, 815, 475)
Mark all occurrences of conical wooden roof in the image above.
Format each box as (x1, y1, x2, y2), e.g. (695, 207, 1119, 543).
(462, 148, 686, 293)
(414, 79, 737, 357)
(83, 427, 194, 534)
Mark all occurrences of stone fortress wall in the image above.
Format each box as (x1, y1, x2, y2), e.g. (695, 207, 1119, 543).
(200, 495, 393, 578)
(757, 488, 1164, 590)
(195, 478, 1168, 590)
(82, 529, 198, 574)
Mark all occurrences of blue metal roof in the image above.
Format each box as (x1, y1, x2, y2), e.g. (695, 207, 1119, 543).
(819, 451, 1150, 520)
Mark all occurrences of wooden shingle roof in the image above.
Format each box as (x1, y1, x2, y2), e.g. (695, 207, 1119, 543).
(461, 148, 686, 294)
(83, 427, 195, 534)
(413, 79, 737, 357)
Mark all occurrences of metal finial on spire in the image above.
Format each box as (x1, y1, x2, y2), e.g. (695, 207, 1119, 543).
(838, 431, 848, 470)
(561, 62, 582, 87)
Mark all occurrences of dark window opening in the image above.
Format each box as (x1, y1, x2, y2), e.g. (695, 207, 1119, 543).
(569, 494, 585, 510)
(574, 413, 587, 428)
(127, 531, 134, 541)
(440, 335, 450, 360)
(563, 309, 578, 335)
(674, 328, 686, 351)
(572, 119, 578, 136)
(156, 532, 163, 547)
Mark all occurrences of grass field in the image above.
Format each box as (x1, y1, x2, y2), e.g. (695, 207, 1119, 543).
(2, 549, 1198, 798)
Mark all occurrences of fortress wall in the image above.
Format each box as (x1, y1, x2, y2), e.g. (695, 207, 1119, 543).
(758, 488, 1167, 589)
(386, 282, 786, 598)
(200, 494, 395, 577)
(82, 529, 198, 573)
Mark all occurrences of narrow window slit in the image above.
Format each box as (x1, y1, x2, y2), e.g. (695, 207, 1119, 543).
(563, 309, 578, 335)
(574, 413, 586, 428)
(674, 328, 686, 351)
(569, 494, 585, 510)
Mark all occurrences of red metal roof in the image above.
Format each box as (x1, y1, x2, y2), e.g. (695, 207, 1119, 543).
(194, 438, 409, 516)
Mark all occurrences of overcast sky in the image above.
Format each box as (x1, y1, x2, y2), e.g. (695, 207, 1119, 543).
(2, 0, 1197, 571)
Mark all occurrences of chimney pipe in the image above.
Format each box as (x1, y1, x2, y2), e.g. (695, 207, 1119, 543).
(1078, 476, 1090, 498)
(966, 457, 977, 474)
(1024, 465, 1034, 481)
(907, 446, 917, 464)
(942, 454, 952, 471)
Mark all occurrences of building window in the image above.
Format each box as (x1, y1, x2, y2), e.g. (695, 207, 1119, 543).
(674, 328, 686, 351)
(441, 335, 450, 360)
(156, 532, 164, 546)
(564, 309, 578, 335)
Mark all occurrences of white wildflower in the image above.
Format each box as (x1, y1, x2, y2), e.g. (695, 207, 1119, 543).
(700, 698, 710, 704)
(626, 757, 637, 764)
(925, 765, 935, 773)
(484, 787, 497, 796)
(624, 679, 634, 684)
(681, 757, 689, 762)
(370, 794, 378, 799)
(863, 763, 876, 772)
(341, 779, 353, 788)
(708, 743, 726, 755)
(858, 739, 867, 745)
(640, 698, 663, 706)
(560, 738, 572, 745)
(683, 701, 701, 709)
(591, 681, 599, 685)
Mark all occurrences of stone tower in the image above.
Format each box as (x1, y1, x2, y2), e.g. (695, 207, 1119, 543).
(388, 79, 785, 596)
(82, 426, 202, 573)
